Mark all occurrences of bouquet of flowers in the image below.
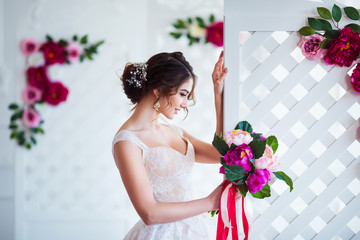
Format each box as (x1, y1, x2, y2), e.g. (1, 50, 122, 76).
(212, 121, 293, 240)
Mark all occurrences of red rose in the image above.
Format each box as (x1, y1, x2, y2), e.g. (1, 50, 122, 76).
(206, 21, 223, 47)
(351, 63, 360, 93)
(42, 81, 69, 106)
(324, 27, 360, 67)
(39, 41, 66, 66)
(26, 66, 50, 90)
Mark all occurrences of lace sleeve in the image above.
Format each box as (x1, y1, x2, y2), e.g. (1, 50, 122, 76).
(112, 130, 147, 158)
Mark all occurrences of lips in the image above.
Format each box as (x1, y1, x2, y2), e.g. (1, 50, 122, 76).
(175, 108, 180, 113)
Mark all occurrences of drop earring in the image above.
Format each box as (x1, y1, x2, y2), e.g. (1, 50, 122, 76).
(154, 100, 160, 111)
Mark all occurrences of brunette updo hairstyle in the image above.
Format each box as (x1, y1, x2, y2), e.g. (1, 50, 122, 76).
(120, 52, 196, 109)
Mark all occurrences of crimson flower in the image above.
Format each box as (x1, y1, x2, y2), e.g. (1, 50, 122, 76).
(39, 41, 66, 66)
(206, 21, 223, 47)
(351, 63, 360, 93)
(42, 81, 69, 106)
(26, 66, 50, 90)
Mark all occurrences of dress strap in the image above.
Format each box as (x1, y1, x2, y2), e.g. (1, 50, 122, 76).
(112, 130, 148, 157)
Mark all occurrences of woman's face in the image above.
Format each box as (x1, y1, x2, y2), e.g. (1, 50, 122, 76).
(158, 78, 194, 119)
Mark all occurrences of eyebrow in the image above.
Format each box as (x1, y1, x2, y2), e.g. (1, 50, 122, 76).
(180, 89, 189, 94)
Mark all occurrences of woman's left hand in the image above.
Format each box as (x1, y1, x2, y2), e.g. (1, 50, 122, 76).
(212, 51, 228, 96)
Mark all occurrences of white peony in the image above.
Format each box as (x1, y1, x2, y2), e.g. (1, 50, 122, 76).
(188, 23, 205, 38)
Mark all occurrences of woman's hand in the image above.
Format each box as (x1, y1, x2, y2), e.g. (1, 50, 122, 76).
(212, 51, 228, 97)
(207, 181, 225, 211)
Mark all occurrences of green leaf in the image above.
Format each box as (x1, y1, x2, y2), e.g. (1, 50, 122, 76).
(170, 32, 182, 39)
(95, 40, 105, 48)
(229, 143, 237, 150)
(249, 139, 266, 159)
(319, 19, 332, 31)
(9, 124, 17, 130)
(8, 103, 19, 110)
(187, 17, 192, 24)
(79, 54, 84, 62)
(345, 23, 360, 34)
(25, 142, 31, 149)
(10, 132, 17, 139)
(30, 136, 37, 145)
(317, 7, 332, 20)
(332, 4, 342, 22)
(46, 34, 53, 42)
(238, 183, 248, 198)
(324, 30, 340, 39)
(320, 38, 332, 49)
(209, 210, 218, 217)
(195, 17, 206, 28)
(308, 18, 322, 30)
(222, 164, 246, 182)
(274, 171, 294, 192)
(37, 128, 45, 134)
(220, 157, 225, 165)
(235, 121, 253, 133)
(250, 184, 271, 199)
(299, 26, 315, 36)
(58, 39, 68, 47)
(266, 135, 278, 153)
(209, 14, 215, 23)
(344, 7, 360, 20)
(10, 110, 24, 122)
(72, 35, 78, 41)
(212, 133, 230, 156)
(80, 35, 88, 44)
(173, 19, 187, 29)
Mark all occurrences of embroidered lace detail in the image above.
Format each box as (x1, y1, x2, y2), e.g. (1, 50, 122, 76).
(112, 125, 209, 239)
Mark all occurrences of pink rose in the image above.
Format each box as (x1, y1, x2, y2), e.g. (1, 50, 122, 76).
(22, 108, 41, 128)
(66, 42, 82, 62)
(23, 86, 42, 104)
(255, 145, 280, 173)
(222, 143, 253, 173)
(42, 81, 69, 106)
(39, 41, 66, 66)
(324, 27, 360, 67)
(224, 129, 253, 146)
(351, 63, 360, 93)
(246, 169, 271, 194)
(20, 38, 40, 56)
(206, 21, 223, 47)
(298, 35, 326, 60)
(26, 66, 50, 90)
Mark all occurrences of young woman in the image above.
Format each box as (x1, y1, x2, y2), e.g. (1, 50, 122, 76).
(112, 51, 228, 239)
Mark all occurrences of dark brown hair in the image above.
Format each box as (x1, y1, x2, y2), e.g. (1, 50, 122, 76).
(120, 52, 196, 110)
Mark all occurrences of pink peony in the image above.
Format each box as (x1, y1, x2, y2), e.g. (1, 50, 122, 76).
(298, 35, 326, 60)
(20, 38, 40, 56)
(66, 42, 82, 62)
(26, 66, 50, 90)
(206, 21, 223, 47)
(254, 145, 280, 173)
(42, 81, 69, 106)
(39, 41, 66, 66)
(246, 169, 271, 193)
(224, 129, 253, 146)
(22, 108, 41, 128)
(351, 63, 360, 93)
(324, 27, 360, 67)
(23, 86, 42, 104)
(222, 143, 253, 173)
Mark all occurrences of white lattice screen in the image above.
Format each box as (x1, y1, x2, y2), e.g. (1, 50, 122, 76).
(224, 0, 360, 239)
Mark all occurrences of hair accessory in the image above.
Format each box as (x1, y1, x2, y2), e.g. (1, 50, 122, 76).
(126, 62, 148, 88)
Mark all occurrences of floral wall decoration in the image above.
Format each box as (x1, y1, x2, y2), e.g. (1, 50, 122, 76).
(170, 14, 223, 47)
(298, 4, 360, 93)
(8, 34, 104, 149)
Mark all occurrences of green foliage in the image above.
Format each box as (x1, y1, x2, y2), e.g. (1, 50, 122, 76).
(238, 183, 248, 198)
(8, 103, 19, 110)
(222, 164, 246, 182)
(170, 32, 182, 39)
(212, 133, 229, 156)
(318, 19, 332, 31)
(209, 14, 215, 23)
(324, 30, 341, 39)
(308, 18, 322, 30)
(346, 23, 360, 34)
(317, 7, 332, 20)
(58, 39, 68, 47)
(46, 34, 53, 42)
(274, 171, 294, 192)
(249, 138, 266, 159)
(235, 121, 253, 133)
(250, 184, 271, 199)
(266, 135, 278, 153)
(80, 35, 88, 44)
(320, 38, 332, 49)
(299, 26, 315, 36)
(344, 7, 360, 20)
(332, 4, 342, 22)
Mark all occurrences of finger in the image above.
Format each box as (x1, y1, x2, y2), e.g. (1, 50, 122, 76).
(219, 51, 224, 59)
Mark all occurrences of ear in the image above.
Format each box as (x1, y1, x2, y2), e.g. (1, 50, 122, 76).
(153, 89, 160, 99)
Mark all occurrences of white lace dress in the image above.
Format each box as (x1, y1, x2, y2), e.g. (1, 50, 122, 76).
(112, 125, 209, 240)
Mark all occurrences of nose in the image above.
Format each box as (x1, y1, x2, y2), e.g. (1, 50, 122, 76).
(180, 99, 188, 109)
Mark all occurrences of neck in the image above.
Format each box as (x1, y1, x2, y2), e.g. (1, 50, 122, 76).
(129, 94, 161, 130)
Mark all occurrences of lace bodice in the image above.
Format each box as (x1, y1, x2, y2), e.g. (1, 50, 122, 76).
(112, 125, 195, 202)
(112, 125, 209, 239)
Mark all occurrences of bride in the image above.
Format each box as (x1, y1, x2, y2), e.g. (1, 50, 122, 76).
(112, 51, 228, 239)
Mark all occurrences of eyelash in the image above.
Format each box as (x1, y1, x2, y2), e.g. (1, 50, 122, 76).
(180, 93, 187, 97)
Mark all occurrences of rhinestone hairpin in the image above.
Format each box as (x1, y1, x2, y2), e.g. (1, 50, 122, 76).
(126, 62, 148, 88)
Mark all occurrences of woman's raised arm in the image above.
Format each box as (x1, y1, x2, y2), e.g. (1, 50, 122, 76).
(113, 140, 222, 225)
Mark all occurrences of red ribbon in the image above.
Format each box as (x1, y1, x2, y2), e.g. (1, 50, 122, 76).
(216, 180, 249, 240)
